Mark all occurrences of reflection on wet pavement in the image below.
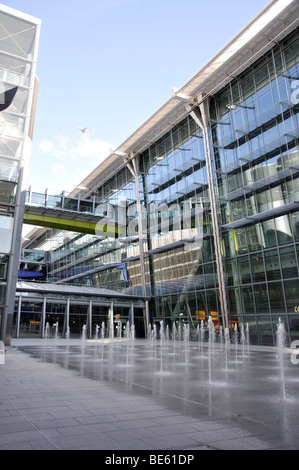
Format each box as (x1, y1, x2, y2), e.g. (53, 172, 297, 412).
(17, 337, 299, 417)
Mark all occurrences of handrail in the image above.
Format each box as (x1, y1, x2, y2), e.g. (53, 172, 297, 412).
(25, 187, 112, 217)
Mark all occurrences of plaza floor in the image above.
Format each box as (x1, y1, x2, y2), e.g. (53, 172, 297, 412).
(0, 337, 298, 451)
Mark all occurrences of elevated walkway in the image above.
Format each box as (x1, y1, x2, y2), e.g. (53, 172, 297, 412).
(23, 188, 123, 236)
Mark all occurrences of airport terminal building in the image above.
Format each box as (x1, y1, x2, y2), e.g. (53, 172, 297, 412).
(3, 1, 299, 346)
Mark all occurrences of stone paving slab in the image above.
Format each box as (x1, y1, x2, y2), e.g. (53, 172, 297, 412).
(0, 338, 298, 451)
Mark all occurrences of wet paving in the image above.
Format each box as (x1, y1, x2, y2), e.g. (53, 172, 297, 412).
(2, 336, 298, 450)
(17, 337, 299, 421)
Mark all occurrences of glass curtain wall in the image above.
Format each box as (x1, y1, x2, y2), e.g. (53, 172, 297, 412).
(73, 116, 217, 333)
(139, 117, 215, 331)
(212, 28, 299, 345)
(37, 28, 298, 346)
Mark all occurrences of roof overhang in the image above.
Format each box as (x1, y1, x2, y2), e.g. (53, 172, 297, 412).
(16, 281, 148, 301)
(74, 0, 299, 198)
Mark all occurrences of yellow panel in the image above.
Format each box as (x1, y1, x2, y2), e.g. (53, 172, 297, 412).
(210, 311, 218, 317)
(23, 212, 123, 236)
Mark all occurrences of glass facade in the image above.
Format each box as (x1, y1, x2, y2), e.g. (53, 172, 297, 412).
(20, 17, 299, 345)
(0, 6, 40, 344)
(13, 289, 145, 340)
(214, 29, 299, 345)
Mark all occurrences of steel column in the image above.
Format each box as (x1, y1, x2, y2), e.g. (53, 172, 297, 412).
(187, 97, 229, 330)
(125, 153, 149, 337)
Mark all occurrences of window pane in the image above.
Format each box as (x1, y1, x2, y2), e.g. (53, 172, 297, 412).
(0, 255, 8, 280)
(257, 315, 273, 345)
(0, 181, 17, 203)
(251, 253, 265, 282)
(291, 212, 299, 241)
(241, 286, 255, 314)
(284, 280, 299, 312)
(238, 255, 251, 284)
(264, 249, 281, 281)
(247, 224, 262, 252)
(0, 283, 6, 304)
(262, 219, 276, 247)
(275, 215, 293, 245)
(0, 157, 19, 182)
(0, 210, 14, 254)
(268, 281, 285, 313)
(280, 245, 298, 279)
(254, 284, 269, 313)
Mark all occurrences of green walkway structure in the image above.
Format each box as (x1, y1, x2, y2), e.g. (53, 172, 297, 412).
(23, 189, 124, 236)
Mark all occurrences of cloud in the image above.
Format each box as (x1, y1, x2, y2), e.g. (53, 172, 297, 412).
(70, 137, 112, 160)
(38, 132, 115, 191)
(52, 162, 66, 177)
(39, 139, 55, 154)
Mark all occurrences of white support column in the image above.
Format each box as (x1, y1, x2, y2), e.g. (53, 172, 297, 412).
(108, 301, 114, 339)
(145, 301, 150, 334)
(187, 97, 229, 330)
(131, 154, 147, 301)
(41, 297, 46, 338)
(66, 298, 70, 337)
(88, 300, 92, 339)
(16, 296, 22, 338)
(130, 302, 134, 326)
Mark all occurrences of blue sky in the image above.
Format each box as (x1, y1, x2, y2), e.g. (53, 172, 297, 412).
(2, 0, 270, 192)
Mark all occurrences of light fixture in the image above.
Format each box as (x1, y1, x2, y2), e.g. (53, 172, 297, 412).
(226, 104, 237, 110)
(226, 103, 255, 110)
